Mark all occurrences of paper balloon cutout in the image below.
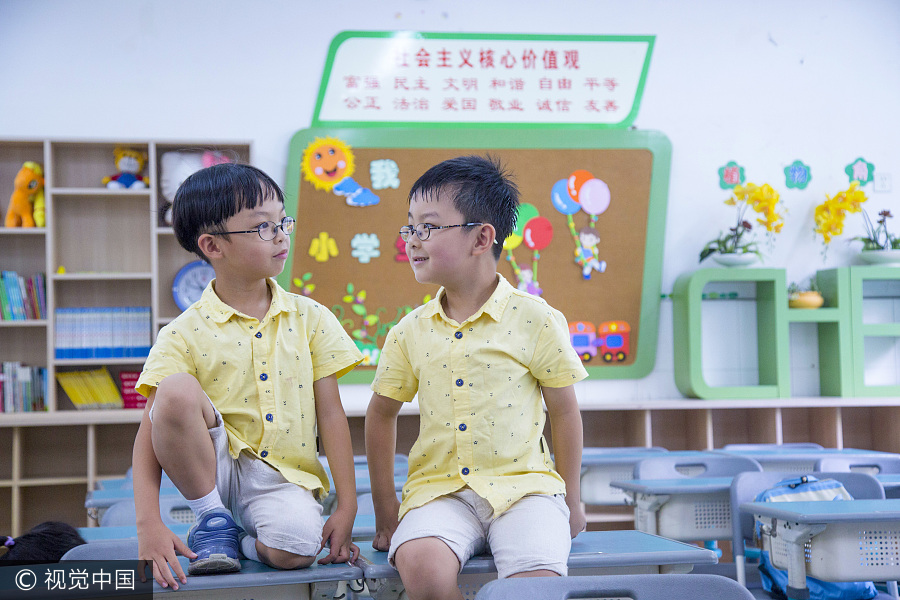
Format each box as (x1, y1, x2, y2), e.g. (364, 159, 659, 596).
(523, 216, 553, 251)
(515, 203, 540, 236)
(579, 178, 611, 215)
(551, 179, 580, 215)
(503, 232, 523, 251)
(567, 170, 594, 202)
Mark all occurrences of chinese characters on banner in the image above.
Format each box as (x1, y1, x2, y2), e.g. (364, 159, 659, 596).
(315, 35, 653, 125)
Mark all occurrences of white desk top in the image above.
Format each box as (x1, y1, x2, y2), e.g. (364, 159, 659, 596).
(611, 476, 733, 495)
(742, 498, 900, 523)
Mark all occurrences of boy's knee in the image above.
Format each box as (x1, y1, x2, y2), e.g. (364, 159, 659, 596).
(257, 544, 316, 570)
(152, 374, 209, 421)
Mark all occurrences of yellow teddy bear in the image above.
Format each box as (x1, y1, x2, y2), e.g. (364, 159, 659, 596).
(102, 147, 149, 189)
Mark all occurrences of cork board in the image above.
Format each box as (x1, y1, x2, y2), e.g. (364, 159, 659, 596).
(280, 127, 671, 382)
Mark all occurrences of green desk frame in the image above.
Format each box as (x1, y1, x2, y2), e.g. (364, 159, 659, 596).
(673, 266, 898, 399)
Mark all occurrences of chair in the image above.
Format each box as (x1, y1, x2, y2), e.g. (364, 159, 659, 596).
(730, 470, 885, 589)
(580, 446, 668, 505)
(816, 455, 900, 475)
(633, 453, 762, 479)
(723, 442, 824, 451)
(473, 573, 755, 600)
(62, 538, 138, 561)
(99, 496, 192, 527)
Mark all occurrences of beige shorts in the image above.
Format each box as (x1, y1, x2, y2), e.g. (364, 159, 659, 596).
(388, 488, 571, 578)
(150, 397, 324, 557)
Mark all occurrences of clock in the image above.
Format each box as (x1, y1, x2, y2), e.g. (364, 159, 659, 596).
(172, 260, 216, 311)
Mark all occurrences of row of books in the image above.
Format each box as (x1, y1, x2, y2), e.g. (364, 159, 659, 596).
(0, 271, 46, 321)
(55, 367, 131, 410)
(54, 307, 152, 359)
(0, 362, 47, 413)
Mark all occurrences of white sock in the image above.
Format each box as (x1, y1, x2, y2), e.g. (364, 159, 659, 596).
(240, 535, 259, 561)
(187, 488, 226, 520)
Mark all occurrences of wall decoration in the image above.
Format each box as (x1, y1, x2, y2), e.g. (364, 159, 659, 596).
(301, 136, 380, 206)
(784, 160, 811, 190)
(281, 127, 671, 382)
(718, 161, 745, 189)
(845, 157, 875, 186)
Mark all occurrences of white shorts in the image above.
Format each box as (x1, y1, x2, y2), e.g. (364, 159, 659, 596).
(388, 488, 571, 578)
(150, 397, 324, 557)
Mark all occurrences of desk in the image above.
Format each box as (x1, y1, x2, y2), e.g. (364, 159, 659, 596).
(742, 499, 900, 598)
(579, 447, 666, 505)
(611, 477, 734, 540)
(720, 448, 899, 473)
(355, 530, 718, 600)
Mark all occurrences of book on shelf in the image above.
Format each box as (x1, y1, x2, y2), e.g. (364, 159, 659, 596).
(0, 271, 46, 321)
(54, 306, 151, 359)
(0, 362, 47, 413)
(55, 367, 124, 410)
(118, 370, 146, 409)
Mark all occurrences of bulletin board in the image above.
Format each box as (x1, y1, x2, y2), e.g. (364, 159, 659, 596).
(279, 127, 671, 382)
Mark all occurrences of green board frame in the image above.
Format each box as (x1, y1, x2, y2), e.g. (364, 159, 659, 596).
(278, 127, 671, 383)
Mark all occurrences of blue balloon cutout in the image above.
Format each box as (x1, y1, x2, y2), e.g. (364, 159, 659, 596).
(551, 178, 580, 215)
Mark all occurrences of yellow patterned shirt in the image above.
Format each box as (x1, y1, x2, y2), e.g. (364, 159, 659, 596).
(137, 278, 362, 498)
(372, 274, 588, 519)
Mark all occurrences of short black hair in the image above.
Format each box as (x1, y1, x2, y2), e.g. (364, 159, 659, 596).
(0, 521, 86, 562)
(408, 155, 519, 260)
(173, 163, 285, 262)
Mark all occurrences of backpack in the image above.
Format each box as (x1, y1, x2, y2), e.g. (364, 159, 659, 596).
(754, 475, 877, 600)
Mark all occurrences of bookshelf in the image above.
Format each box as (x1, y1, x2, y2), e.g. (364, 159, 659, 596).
(0, 139, 251, 535)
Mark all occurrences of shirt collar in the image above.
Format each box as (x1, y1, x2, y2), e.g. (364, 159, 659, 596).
(199, 278, 289, 323)
(421, 274, 513, 324)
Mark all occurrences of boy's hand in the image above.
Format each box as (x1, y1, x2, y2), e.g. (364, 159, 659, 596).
(568, 499, 587, 538)
(372, 494, 401, 552)
(137, 521, 196, 590)
(318, 505, 359, 564)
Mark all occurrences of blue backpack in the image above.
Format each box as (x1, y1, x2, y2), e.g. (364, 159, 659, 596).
(754, 475, 877, 600)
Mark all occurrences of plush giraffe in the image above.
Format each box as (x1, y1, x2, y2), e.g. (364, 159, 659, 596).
(5, 162, 44, 228)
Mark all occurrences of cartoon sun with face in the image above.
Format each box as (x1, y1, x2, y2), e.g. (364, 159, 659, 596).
(301, 137, 355, 192)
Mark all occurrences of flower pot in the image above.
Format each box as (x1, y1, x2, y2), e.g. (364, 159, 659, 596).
(711, 253, 757, 267)
(789, 291, 824, 309)
(860, 248, 900, 266)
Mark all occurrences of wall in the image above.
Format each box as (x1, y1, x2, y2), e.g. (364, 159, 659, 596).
(1, 0, 898, 407)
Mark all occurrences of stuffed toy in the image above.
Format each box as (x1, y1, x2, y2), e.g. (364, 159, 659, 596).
(160, 150, 232, 225)
(5, 161, 44, 228)
(102, 147, 149, 189)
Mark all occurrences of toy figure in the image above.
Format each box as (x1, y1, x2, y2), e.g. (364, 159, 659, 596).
(575, 227, 607, 280)
(5, 161, 44, 228)
(103, 147, 149, 189)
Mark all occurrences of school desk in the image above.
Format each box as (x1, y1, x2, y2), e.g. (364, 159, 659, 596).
(611, 476, 735, 541)
(742, 498, 900, 600)
(61, 539, 364, 600)
(718, 447, 900, 473)
(354, 530, 718, 600)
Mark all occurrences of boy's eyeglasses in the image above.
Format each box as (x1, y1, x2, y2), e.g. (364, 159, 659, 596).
(210, 216, 296, 241)
(399, 222, 483, 242)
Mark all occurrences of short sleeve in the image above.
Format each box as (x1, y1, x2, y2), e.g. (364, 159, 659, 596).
(371, 324, 418, 403)
(308, 304, 364, 380)
(135, 325, 195, 398)
(530, 308, 588, 388)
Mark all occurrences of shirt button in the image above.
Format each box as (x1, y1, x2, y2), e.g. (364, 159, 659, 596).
(456, 378, 463, 387)
(260, 373, 268, 381)
(255, 332, 262, 338)
(462, 467, 470, 475)
(260, 450, 268, 458)
(455, 331, 463, 339)
(459, 423, 466, 431)
(266, 413, 273, 422)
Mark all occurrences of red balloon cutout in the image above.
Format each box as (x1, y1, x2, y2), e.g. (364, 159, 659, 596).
(523, 216, 553, 251)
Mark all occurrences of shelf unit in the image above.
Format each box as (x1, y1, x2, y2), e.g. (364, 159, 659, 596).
(0, 139, 250, 535)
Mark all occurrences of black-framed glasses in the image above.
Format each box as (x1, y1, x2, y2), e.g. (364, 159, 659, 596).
(399, 222, 483, 242)
(210, 216, 295, 241)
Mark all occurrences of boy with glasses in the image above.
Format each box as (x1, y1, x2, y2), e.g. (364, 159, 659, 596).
(132, 163, 362, 589)
(366, 155, 587, 600)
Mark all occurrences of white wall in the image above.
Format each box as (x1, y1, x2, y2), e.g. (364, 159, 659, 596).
(1, 0, 898, 407)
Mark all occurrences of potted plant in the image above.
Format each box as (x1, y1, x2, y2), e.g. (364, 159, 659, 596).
(788, 276, 824, 309)
(814, 182, 900, 264)
(699, 182, 785, 266)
